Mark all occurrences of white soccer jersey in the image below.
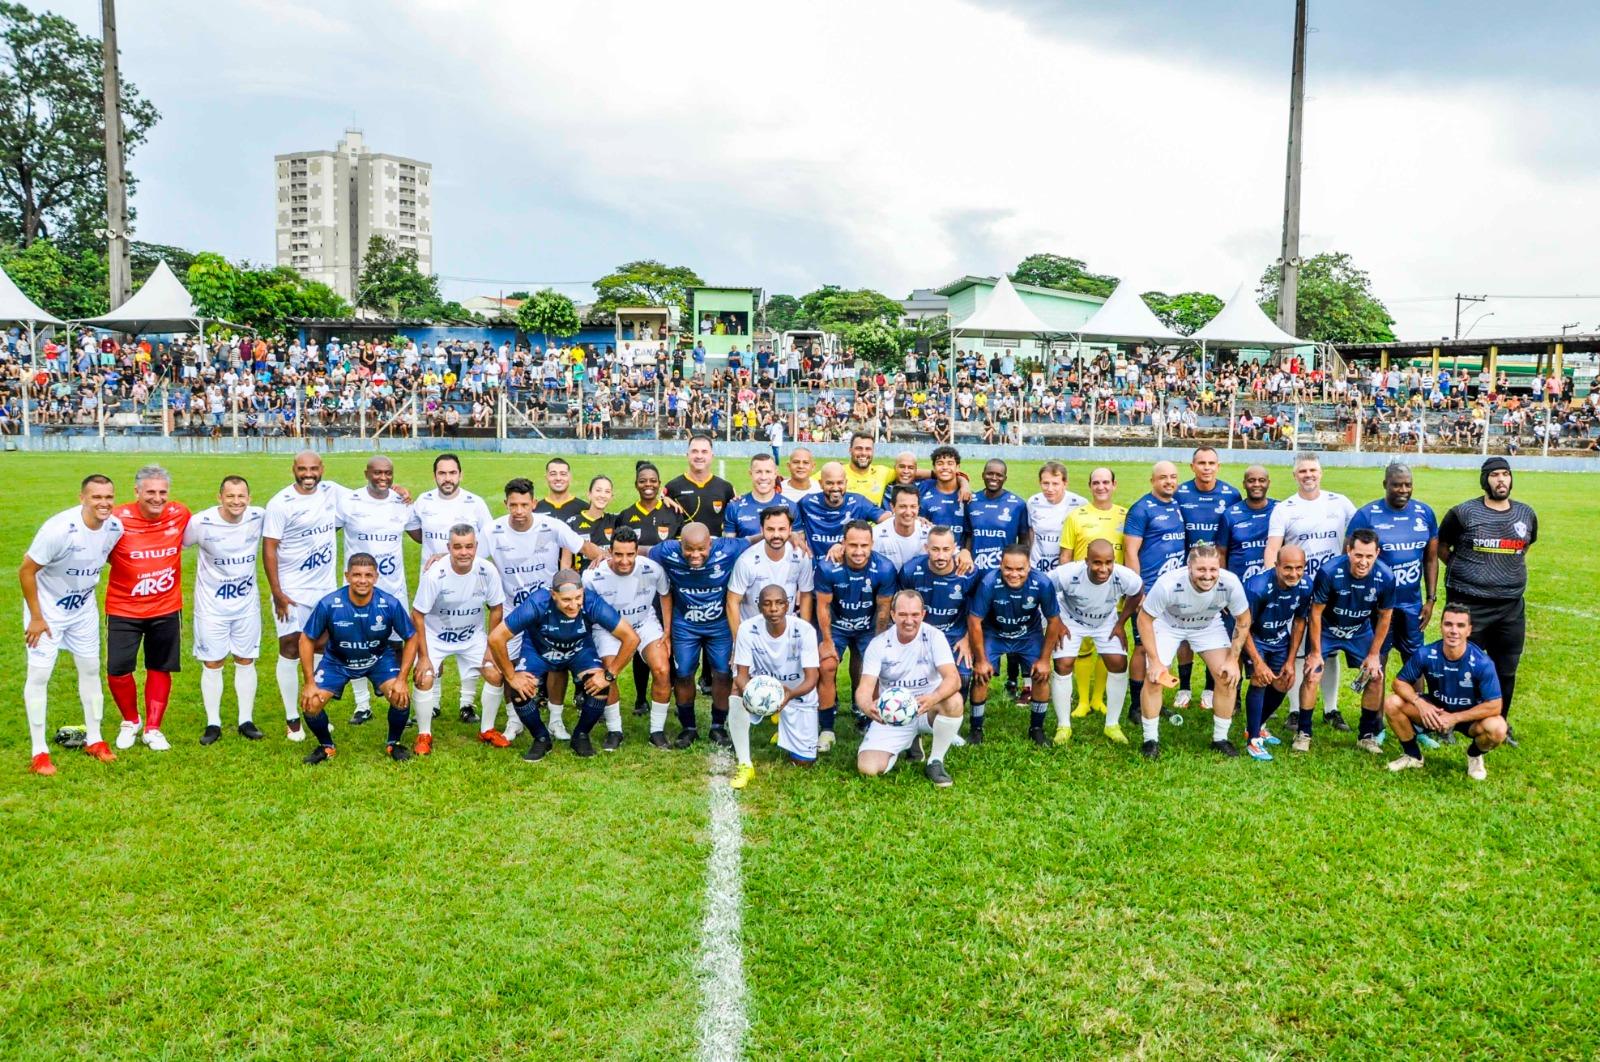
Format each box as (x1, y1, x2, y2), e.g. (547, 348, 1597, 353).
(262, 480, 343, 599)
(1048, 560, 1141, 633)
(412, 557, 504, 644)
(1027, 491, 1089, 570)
(338, 488, 412, 600)
(582, 556, 669, 635)
(1268, 490, 1356, 576)
(184, 506, 266, 619)
(25, 506, 123, 624)
(1141, 568, 1249, 631)
(780, 480, 821, 505)
(728, 543, 814, 619)
(733, 615, 821, 709)
(862, 622, 956, 694)
(871, 521, 930, 570)
(489, 514, 585, 608)
(408, 487, 494, 565)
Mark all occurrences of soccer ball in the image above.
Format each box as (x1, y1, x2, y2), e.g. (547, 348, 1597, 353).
(743, 675, 786, 719)
(876, 686, 920, 726)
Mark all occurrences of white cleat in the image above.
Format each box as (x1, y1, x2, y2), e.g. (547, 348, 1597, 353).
(1387, 754, 1425, 772)
(817, 730, 836, 753)
(116, 719, 142, 750)
(141, 728, 171, 752)
(1173, 691, 1192, 710)
(1356, 737, 1385, 755)
(1291, 733, 1312, 754)
(1200, 690, 1214, 711)
(1466, 755, 1487, 781)
(286, 721, 306, 743)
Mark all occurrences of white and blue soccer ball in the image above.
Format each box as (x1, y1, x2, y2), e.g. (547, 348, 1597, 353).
(743, 675, 787, 719)
(876, 685, 920, 727)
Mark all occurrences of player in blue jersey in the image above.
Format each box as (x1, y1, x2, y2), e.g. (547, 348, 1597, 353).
(488, 569, 639, 762)
(722, 452, 801, 539)
(1172, 447, 1242, 712)
(968, 544, 1066, 746)
(1346, 461, 1438, 666)
(966, 459, 1030, 573)
(918, 446, 969, 546)
(652, 524, 752, 748)
(1240, 545, 1311, 760)
(296, 553, 421, 766)
(1300, 528, 1396, 754)
(898, 526, 977, 665)
(814, 520, 898, 750)
(1222, 466, 1276, 583)
(1383, 604, 1507, 779)
(795, 462, 888, 556)
(1123, 460, 1189, 724)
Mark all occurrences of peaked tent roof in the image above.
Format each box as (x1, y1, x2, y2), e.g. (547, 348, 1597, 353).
(1073, 279, 1182, 343)
(0, 264, 62, 325)
(78, 261, 199, 334)
(950, 273, 1052, 336)
(1190, 281, 1308, 348)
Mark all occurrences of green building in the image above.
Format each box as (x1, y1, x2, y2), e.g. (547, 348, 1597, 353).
(938, 275, 1104, 361)
(690, 286, 760, 362)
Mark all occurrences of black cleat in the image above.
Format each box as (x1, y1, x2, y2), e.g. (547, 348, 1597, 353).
(1004, 679, 1018, 698)
(633, 702, 648, 717)
(459, 705, 480, 724)
(521, 735, 553, 763)
(303, 745, 335, 766)
(968, 722, 985, 745)
(199, 725, 222, 746)
(905, 736, 925, 763)
(1028, 726, 1050, 748)
(924, 759, 953, 787)
(1141, 740, 1161, 760)
(570, 732, 595, 758)
(708, 725, 732, 748)
(349, 707, 373, 726)
(387, 742, 413, 761)
(673, 727, 699, 750)
(1324, 709, 1352, 733)
(1503, 725, 1519, 748)
(1210, 739, 1240, 758)
(852, 710, 870, 732)
(648, 730, 670, 749)
(602, 731, 624, 752)
(1287, 710, 1301, 732)
(237, 721, 265, 741)
(698, 679, 713, 697)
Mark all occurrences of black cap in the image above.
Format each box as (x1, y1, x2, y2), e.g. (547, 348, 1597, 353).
(1480, 456, 1511, 492)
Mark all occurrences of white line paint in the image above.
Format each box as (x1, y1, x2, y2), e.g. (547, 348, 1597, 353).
(696, 749, 747, 1062)
(1533, 603, 1600, 621)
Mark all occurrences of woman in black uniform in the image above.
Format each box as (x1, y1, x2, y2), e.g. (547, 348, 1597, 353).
(569, 475, 617, 571)
(611, 462, 683, 713)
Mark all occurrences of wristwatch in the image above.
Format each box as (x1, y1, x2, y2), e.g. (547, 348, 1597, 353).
(601, 670, 615, 685)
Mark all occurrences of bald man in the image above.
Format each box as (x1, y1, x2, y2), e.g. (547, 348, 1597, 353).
(650, 522, 753, 748)
(1241, 544, 1312, 760)
(1123, 460, 1189, 722)
(795, 461, 889, 559)
(780, 447, 821, 505)
(337, 455, 414, 725)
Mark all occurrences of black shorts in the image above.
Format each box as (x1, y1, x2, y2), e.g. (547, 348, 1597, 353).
(107, 611, 183, 675)
(1447, 593, 1527, 676)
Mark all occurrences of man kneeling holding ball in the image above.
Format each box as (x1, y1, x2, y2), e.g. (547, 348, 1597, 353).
(855, 590, 965, 787)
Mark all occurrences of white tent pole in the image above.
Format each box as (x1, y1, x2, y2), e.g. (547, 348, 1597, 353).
(1088, 377, 1095, 448)
(161, 383, 168, 438)
(1543, 401, 1552, 457)
(97, 388, 104, 439)
(1200, 340, 1207, 389)
(1156, 391, 1165, 448)
(1227, 392, 1235, 452)
(22, 320, 34, 439)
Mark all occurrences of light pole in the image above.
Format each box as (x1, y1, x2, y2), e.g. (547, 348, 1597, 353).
(1461, 312, 1495, 339)
(100, 0, 130, 308)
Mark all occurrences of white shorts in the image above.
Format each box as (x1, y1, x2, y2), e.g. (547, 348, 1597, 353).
(273, 599, 319, 639)
(194, 606, 261, 661)
(593, 621, 664, 660)
(24, 609, 99, 667)
(859, 718, 921, 758)
(1149, 618, 1231, 668)
(426, 630, 487, 666)
(769, 702, 818, 762)
(1052, 623, 1128, 660)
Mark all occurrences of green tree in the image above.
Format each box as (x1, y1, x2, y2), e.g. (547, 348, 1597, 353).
(515, 288, 581, 348)
(1141, 290, 1224, 336)
(592, 259, 703, 318)
(185, 253, 351, 335)
(505, 290, 531, 301)
(845, 320, 906, 368)
(1257, 251, 1396, 343)
(0, 3, 160, 248)
(797, 286, 902, 332)
(763, 293, 801, 333)
(1011, 253, 1117, 298)
(356, 235, 443, 317)
(0, 236, 105, 318)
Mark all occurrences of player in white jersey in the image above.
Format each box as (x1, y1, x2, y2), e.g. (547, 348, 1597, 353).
(872, 484, 932, 569)
(410, 524, 504, 757)
(1262, 452, 1358, 732)
(726, 504, 814, 623)
(1134, 543, 1252, 760)
(729, 583, 822, 788)
(262, 450, 346, 742)
(183, 475, 266, 744)
(855, 590, 965, 787)
(337, 456, 413, 726)
(1046, 539, 1142, 746)
(1027, 460, 1089, 571)
(19, 474, 123, 773)
(581, 526, 670, 750)
(407, 452, 494, 568)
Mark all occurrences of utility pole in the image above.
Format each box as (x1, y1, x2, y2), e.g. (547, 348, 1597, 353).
(99, 0, 131, 309)
(1454, 293, 1486, 339)
(1276, 0, 1307, 336)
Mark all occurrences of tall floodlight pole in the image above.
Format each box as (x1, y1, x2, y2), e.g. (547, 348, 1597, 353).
(99, 0, 131, 308)
(1276, 0, 1307, 336)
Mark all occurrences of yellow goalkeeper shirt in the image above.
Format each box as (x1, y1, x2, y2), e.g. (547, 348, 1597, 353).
(844, 463, 897, 503)
(1063, 503, 1128, 563)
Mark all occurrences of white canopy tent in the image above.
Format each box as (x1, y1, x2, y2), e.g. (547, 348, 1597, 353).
(76, 261, 203, 336)
(946, 274, 1054, 420)
(0, 264, 64, 436)
(1188, 281, 1311, 385)
(1073, 279, 1184, 344)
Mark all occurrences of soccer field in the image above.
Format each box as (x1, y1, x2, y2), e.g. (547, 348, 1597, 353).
(2, 450, 1597, 1060)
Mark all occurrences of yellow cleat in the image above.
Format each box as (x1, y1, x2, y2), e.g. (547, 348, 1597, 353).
(729, 763, 756, 790)
(1103, 723, 1128, 745)
(1071, 702, 1092, 719)
(1091, 701, 1108, 714)
(768, 728, 779, 745)
(1053, 725, 1072, 746)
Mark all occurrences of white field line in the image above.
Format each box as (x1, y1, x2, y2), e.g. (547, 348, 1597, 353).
(696, 749, 748, 1062)
(1533, 603, 1600, 620)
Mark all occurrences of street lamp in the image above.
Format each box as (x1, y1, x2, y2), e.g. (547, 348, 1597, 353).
(1461, 312, 1496, 338)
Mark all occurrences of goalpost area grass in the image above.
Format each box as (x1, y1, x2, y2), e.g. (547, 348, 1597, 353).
(1, 452, 1596, 1060)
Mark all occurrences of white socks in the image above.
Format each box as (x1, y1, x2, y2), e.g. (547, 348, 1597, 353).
(73, 653, 105, 745)
(457, 665, 480, 716)
(480, 682, 504, 732)
(548, 696, 569, 740)
(729, 697, 752, 767)
(1050, 670, 1073, 727)
(201, 666, 225, 727)
(277, 657, 300, 721)
(930, 713, 961, 764)
(235, 662, 257, 724)
(649, 700, 670, 734)
(352, 678, 371, 714)
(24, 662, 51, 755)
(604, 700, 623, 734)
(414, 685, 439, 736)
(1142, 714, 1161, 742)
(1321, 656, 1341, 715)
(1104, 670, 1129, 726)
(1212, 714, 1232, 742)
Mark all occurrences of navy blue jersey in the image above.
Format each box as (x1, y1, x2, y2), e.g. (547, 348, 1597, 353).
(815, 554, 898, 633)
(1311, 556, 1397, 641)
(796, 492, 884, 556)
(504, 587, 622, 663)
(971, 568, 1059, 640)
(1396, 639, 1501, 712)
(1223, 499, 1277, 582)
(1124, 493, 1189, 591)
(1347, 499, 1437, 612)
(304, 586, 415, 670)
(1175, 478, 1242, 546)
(898, 556, 976, 645)
(1244, 570, 1312, 654)
(722, 491, 801, 539)
(966, 489, 1030, 572)
(917, 481, 968, 544)
(650, 538, 749, 630)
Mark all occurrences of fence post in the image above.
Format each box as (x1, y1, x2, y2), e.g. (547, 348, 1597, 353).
(725, 386, 733, 443)
(1227, 392, 1235, 451)
(1543, 402, 1553, 457)
(294, 387, 302, 439)
(1417, 406, 1425, 456)
(97, 393, 104, 439)
(1292, 403, 1301, 450)
(1354, 403, 1363, 452)
(231, 393, 239, 439)
(359, 388, 367, 440)
(1156, 392, 1165, 448)
(1482, 403, 1490, 456)
(411, 391, 418, 439)
(161, 384, 169, 438)
(497, 388, 505, 443)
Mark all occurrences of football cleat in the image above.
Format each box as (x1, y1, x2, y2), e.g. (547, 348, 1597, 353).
(458, 705, 479, 724)
(142, 729, 171, 752)
(1102, 723, 1128, 745)
(648, 730, 670, 749)
(1260, 726, 1282, 746)
(387, 742, 412, 762)
(1356, 737, 1384, 755)
(1200, 690, 1215, 711)
(237, 721, 265, 741)
(83, 741, 116, 763)
(1246, 737, 1273, 762)
(1071, 701, 1092, 719)
(115, 719, 141, 750)
(1291, 733, 1312, 753)
(852, 710, 870, 732)
(414, 733, 433, 757)
(967, 722, 985, 746)
(1324, 709, 1352, 733)
(1029, 726, 1050, 748)
(1286, 710, 1302, 732)
(817, 730, 835, 753)
(1503, 726, 1519, 748)
(199, 725, 222, 746)
(1173, 691, 1192, 710)
(1140, 740, 1161, 760)
(707, 725, 732, 749)
(1466, 754, 1488, 781)
(29, 752, 56, 776)
(521, 736, 554, 763)
(924, 760, 954, 788)
(1387, 754, 1425, 772)
(904, 737, 925, 763)
(1416, 730, 1442, 750)
(349, 707, 373, 726)
(729, 763, 755, 790)
(632, 701, 648, 717)
(697, 678, 713, 697)
(571, 732, 596, 758)
(303, 745, 335, 766)
(673, 727, 699, 750)
(1053, 725, 1072, 747)
(1004, 679, 1018, 698)
(478, 729, 511, 748)
(286, 720, 307, 743)
(602, 731, 624, 752)
(1210, 739, 1240, 758)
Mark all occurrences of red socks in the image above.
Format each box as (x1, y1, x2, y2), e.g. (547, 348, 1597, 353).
(107, 673, 139, 723)
(144, 671, 173, 730)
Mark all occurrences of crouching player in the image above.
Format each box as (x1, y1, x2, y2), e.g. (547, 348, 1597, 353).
(1300, 528, 1395, 754)
(856, 590, 965, 787)
(968, 544, 1065, 746)
(488, 569, 639, 762)
(1046, 538, 1141, 746)
(297, 553, 420, 765)
(1384, 604, 1506, 780)
(729, 583, 822, 789)
(1240, 546, 1312, 761)
(582, 527, 671, 750)
(410, 524, 505, 756)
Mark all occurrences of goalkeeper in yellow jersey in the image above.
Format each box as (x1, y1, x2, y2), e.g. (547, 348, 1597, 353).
(1061, 468, 1127, 719)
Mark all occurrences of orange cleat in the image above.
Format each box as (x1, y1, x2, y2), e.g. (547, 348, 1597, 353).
(414, 733, 433, 756)
(478, 729, 510, 748)
(30, 753, 56, 776)
(83, 741, 117, 763)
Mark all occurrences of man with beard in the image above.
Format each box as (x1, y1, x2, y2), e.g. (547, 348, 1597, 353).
(1348, 461, 1439, 669)
(337, 456, 412, 726)
(534, 457, 587, 524)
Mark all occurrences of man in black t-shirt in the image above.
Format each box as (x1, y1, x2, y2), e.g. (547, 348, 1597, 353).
(533, 457, 586, 524)
(1439, 457, 1537, 743)
(665, 434, 736, 536)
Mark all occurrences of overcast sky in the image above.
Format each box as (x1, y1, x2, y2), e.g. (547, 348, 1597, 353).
(42, 0, 1600, 339)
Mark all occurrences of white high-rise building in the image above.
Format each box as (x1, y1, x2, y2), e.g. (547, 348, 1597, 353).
(274, 129, 432, 300)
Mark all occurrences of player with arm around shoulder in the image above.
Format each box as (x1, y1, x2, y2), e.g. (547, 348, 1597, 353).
(1383, 604, 1507, 780)
(1045, 539, 1141, 747)
(967, 544, 1067, 747)
(729, 584, 822, 789)
(409, 524, 504, 757)
(855, 590, 965, 787)
(583, 526, 671, 751)
(184, 475, 267, 745)
(1239, 546, 1312, 761)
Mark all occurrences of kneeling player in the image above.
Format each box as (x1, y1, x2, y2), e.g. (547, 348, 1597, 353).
(1383, 605, 1507, 780)
(1240, 546, 1312, 761)
(583, 527, 671, 750)
(1046, 539, 1141, 746)
(730, 583, 822, 789)
(856, 590, 965, 786)
(410, 524, 505, 756)
(297, 553, 420, 765)
(968, 544, 1065, 746)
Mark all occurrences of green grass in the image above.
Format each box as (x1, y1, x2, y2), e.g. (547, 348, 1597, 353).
(1, 452, 1597, 1060)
